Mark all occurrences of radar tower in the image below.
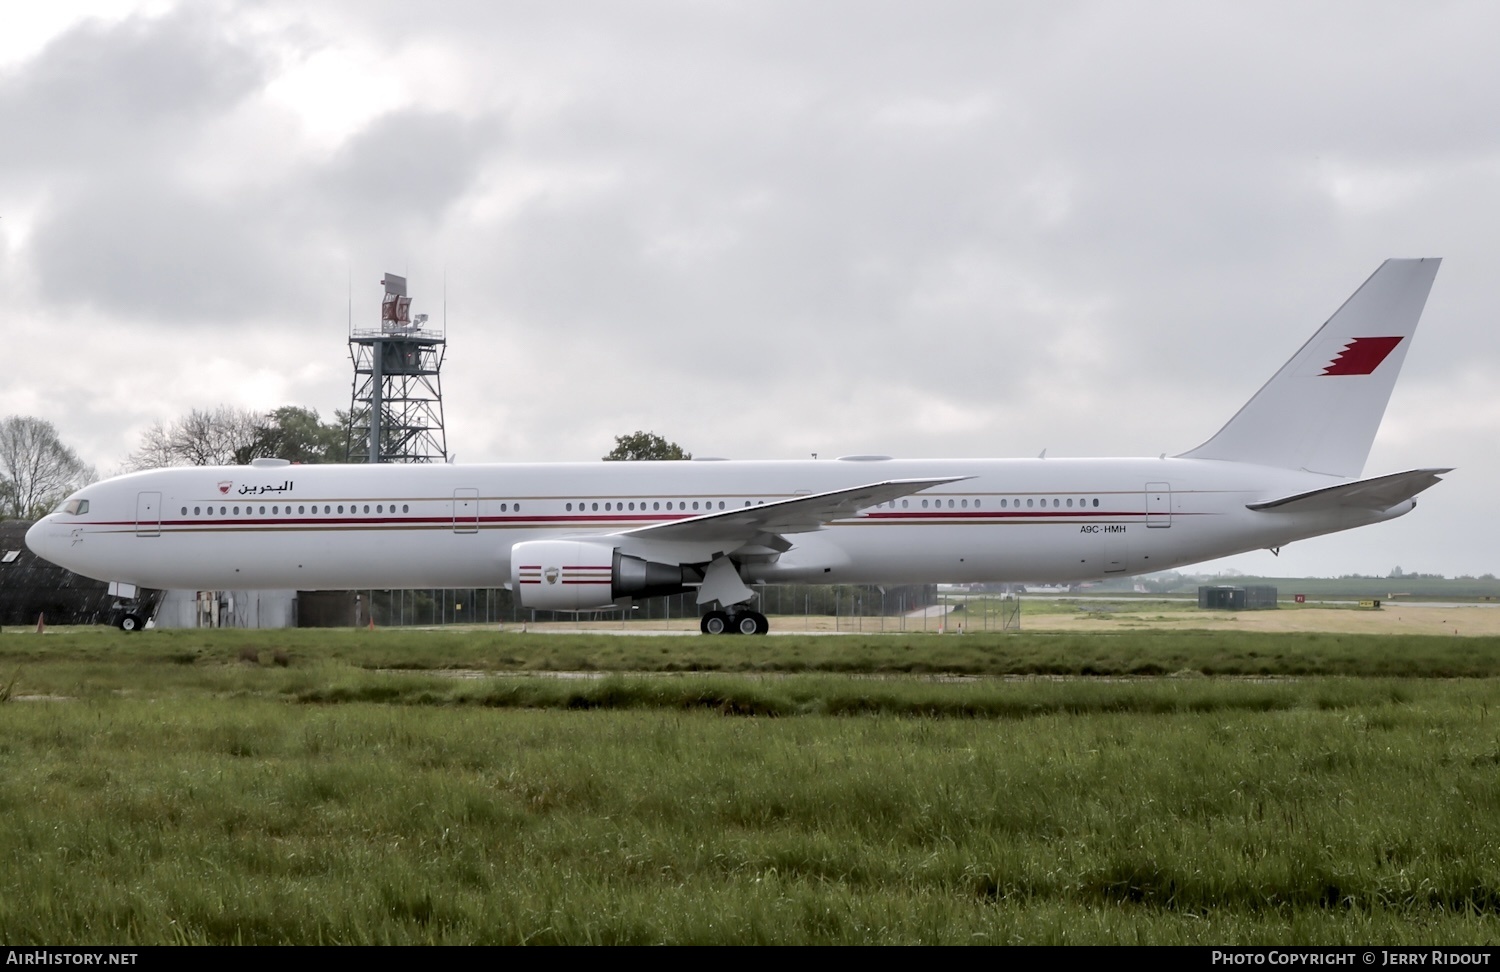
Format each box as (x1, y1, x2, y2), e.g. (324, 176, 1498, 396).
(347, 273, 447, 463)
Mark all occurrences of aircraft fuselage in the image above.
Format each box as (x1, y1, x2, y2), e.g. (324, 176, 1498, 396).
(24, 456, 1404, 593)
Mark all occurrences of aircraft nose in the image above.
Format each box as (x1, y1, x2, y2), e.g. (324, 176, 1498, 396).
(24, 516, 62, 565)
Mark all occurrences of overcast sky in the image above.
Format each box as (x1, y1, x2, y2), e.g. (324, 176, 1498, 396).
(2, 1, 1496, 578)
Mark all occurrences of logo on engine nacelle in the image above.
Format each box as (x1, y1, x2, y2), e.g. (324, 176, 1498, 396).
(545, 567, 560, 585)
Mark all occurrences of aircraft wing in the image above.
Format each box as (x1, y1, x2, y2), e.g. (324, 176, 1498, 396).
(615, 476, 969, 544)
(1246, 468, 1452, 513)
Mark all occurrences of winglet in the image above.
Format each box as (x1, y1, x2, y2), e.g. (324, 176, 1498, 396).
(1179, 259, 1440, 478)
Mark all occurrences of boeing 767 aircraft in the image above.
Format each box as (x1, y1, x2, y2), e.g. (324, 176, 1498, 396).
(27, 259, 1449, 634)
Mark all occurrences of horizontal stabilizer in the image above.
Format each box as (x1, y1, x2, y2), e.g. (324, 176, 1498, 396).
(1246, 468, 1452, 514)
(619, 476, 969, 544)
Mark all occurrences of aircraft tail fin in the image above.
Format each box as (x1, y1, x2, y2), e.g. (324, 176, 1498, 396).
(1178, 258, 1440, 478)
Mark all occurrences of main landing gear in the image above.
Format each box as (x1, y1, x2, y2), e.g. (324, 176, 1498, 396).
(700, 609, 769, 635)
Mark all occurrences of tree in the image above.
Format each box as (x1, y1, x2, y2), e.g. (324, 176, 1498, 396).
(0, 416, 95, 519)
(245, 407, 349, 464)
(127, 406, 262, 469)
(127, 405, 349, 469)
(603, 431, 691, 461)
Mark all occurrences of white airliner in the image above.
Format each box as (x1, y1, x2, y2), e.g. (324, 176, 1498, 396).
(27, 259, 1449, 634)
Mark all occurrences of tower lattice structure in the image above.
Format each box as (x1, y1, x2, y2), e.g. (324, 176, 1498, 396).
(347, 273, 447, 464)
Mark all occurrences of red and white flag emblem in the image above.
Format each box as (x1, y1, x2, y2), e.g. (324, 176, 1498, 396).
(1321, 336, 1403, 376)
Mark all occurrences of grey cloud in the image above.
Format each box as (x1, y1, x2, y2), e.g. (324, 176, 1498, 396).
(312, 109, 504, 233)
(0, 8, 265, 175)
(25, 105, 500, 325)
(28, 175, 319, 322)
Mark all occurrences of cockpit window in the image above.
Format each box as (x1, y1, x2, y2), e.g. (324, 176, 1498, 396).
(60, 499, 90, 516)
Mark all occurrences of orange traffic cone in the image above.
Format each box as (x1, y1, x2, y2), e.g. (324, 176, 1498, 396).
(368, 617, 375, 631)
(35, 613, 45, 634)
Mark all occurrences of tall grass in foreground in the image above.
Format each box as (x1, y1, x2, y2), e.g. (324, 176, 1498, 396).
(3, 679, 1500, 942)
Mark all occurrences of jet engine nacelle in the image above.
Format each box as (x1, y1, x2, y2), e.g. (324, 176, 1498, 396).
(510, 539, 691, 611)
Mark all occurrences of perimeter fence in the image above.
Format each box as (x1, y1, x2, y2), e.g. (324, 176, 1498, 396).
(357, 584, 1023, 633)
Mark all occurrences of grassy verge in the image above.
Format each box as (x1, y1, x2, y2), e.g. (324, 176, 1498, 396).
(6, 625, 1500, 680)
(2, 628, 1500, 943)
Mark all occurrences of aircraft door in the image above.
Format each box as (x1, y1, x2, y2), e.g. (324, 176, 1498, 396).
(1146, 483, 1172, 528)
(453, 488, 479, 534)
(136, 491, 162, 538)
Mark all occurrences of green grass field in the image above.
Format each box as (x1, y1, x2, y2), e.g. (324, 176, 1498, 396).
(3, 627, 1500, 943)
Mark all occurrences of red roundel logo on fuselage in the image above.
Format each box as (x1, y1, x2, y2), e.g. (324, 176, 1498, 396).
(218, 481, 233, 495)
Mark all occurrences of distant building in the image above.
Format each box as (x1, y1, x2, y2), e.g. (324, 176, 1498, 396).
(1197, 585, 1278, 610)
(152, 589, 296, 629)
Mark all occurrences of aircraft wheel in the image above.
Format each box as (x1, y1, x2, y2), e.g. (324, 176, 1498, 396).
(733, 613, 760, 635)
(701, 610, 730, 635)
(751, 611, 770, 635)
(119, 613, 143, 632)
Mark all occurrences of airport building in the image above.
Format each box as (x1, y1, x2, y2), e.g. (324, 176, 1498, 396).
(1196, 585, 1279, 610)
